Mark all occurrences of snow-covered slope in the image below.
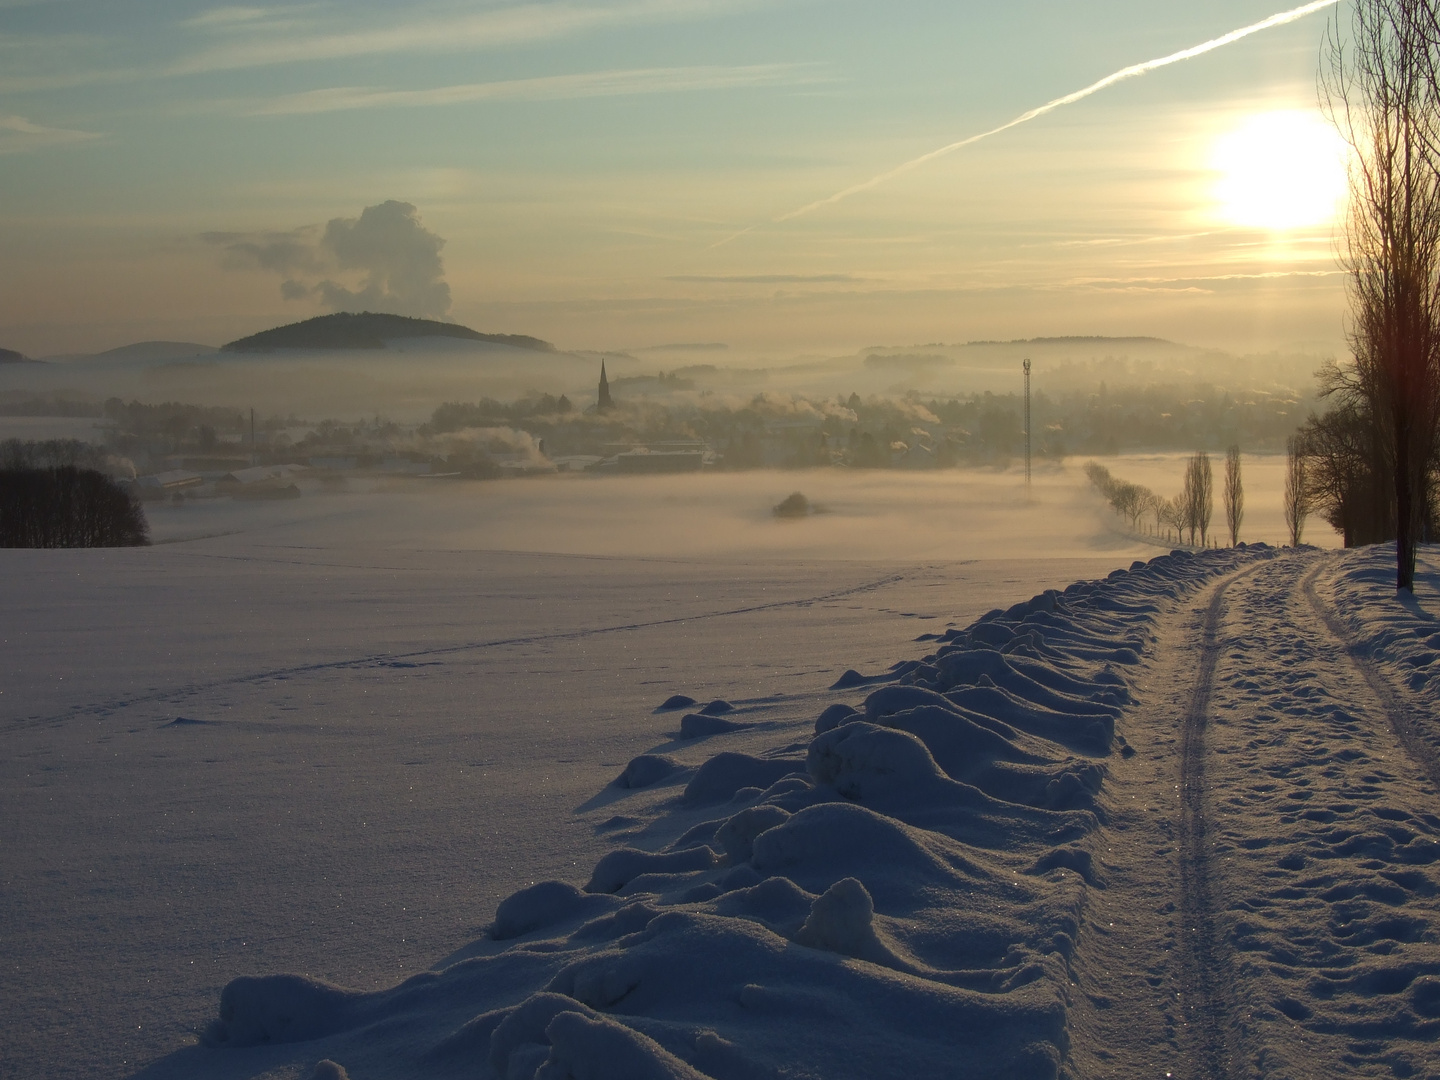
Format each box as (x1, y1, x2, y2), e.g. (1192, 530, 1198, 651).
(150, 547, 1275, 1079)
(6, 479, 1425, 1080)
(1, 476, 1150, 1080)
(122, 540, 1440, 1080)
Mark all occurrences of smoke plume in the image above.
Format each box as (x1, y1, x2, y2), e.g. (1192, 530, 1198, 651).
(206, 200, 451, 317)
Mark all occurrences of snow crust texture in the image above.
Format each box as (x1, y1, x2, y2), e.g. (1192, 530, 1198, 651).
(1189, 548, 1440, 1077)
(196, 546, 1273, 1079)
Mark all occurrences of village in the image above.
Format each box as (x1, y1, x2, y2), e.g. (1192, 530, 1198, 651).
(65, 361, 1307, 504)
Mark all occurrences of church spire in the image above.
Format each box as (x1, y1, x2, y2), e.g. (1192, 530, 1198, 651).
(597, 359, 614, 412)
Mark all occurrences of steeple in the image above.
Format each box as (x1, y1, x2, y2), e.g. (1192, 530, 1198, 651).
(597, 359, 614, 412)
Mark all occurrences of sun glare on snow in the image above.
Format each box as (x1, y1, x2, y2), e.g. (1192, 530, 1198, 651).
(1210, 110, 1348, 230)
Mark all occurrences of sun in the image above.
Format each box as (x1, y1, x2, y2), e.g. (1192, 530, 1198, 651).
(1210, 110, 1349, 230)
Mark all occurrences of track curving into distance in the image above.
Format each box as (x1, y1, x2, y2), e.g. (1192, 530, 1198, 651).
(1174, 564, 1265, 1080)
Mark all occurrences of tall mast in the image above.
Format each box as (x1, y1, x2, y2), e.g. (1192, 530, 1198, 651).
(1023, 359, 1031, 494)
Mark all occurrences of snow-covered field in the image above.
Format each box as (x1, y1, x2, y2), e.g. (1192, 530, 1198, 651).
(5, 464, 1402, 1080)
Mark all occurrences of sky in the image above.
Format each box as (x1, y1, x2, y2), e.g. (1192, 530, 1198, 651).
(0, 0, 1356, 357)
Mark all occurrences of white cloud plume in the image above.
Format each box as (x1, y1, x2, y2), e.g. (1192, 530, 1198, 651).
(206, 200, 452, 318)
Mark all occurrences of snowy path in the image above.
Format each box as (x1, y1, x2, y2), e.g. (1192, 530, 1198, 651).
(1075, 551, 1440, 1080)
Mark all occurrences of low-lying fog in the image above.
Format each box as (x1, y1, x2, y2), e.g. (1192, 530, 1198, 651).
(143, 454, 1338, 559)
(0, 334, 1327, 422)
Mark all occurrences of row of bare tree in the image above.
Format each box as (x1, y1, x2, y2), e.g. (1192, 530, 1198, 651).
(1085, 449, 1245, 547)
(1307, 0, 1440, 589)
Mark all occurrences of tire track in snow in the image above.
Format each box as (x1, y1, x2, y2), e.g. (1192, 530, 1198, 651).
(1188, 550, 1440, 1077)
(3, 572, 907, 733)
(1175, 563, 1266, 1080)
(1302, 560, 1440, 793)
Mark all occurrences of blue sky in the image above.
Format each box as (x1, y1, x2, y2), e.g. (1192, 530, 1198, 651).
(0, 0, 1350, 356)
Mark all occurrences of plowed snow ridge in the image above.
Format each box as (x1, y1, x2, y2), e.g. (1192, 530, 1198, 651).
(152, 544, 1440, 1080)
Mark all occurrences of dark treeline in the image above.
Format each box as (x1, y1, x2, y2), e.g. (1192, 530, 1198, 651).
(1295, 362, 1440, 549)
(423, 395, 574, 433)
(0, 437, 110, 471)
(1006, 383, 1303, 455)
(0, 465, 148, 547)
(0, 391, 104, 418)
(103, 398, 251, 454)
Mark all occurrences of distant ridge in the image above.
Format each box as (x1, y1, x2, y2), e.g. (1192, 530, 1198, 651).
(96, 341, 217, 361)
(0, 347, 33, 364)
(221, 312, 555, 353)
(963, 335, 1181, 347)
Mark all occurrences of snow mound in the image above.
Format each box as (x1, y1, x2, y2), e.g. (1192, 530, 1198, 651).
(613, 754, 682, 789)
(678, 712, 749, 738)
(196, 546, 1271, 1079)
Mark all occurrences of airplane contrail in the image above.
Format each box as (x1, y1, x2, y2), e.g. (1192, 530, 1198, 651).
(711, 0, 1339, 247)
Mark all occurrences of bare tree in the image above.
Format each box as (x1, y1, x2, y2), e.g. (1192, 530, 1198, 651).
(1179, 462, 1198, 545)
(1324, 0, 1440, 590)
(1177, 451, 1214, 546)
(1284, 435, 1310, 546)
(1196, 451, 1213, 546)
(1224, 445, 1244, 546)
(1158, 495, 1183, 541)
(1152, 495, 1175, 538)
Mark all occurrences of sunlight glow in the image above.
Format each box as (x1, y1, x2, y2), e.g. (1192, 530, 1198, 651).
(1211, 110, 1348, 230)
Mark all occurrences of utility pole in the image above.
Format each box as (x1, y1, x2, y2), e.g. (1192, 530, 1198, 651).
(1022, 358, 1032, 495)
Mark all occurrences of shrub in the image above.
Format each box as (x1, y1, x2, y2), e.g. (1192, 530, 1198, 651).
(773, 492, 811, 518)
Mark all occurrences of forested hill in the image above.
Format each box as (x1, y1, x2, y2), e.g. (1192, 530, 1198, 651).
(220, 312, 555, 353)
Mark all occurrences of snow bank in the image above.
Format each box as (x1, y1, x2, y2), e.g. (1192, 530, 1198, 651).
(1327, 543, 1440, 771)
(197, 546, 1273, 1079)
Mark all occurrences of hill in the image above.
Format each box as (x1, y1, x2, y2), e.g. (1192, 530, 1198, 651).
(0, 347, 34, 364)
(965, 334, 1184, 347)
(95, 341, 218, 362)
(220, 312, 555, 354)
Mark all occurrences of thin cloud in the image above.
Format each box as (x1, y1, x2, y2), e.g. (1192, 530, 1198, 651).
(667, 273, 865, 283)
(182, 7, 282, 28)
(0, 0, 753, 92)
(171, 0, 745, 76)
(0, 114, 100, 153)
(247, 64, 820, 116)
(1051, 231, 1221, 248)
(712, 0, 1340, 247)
(1065, 269, 1346, 287)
